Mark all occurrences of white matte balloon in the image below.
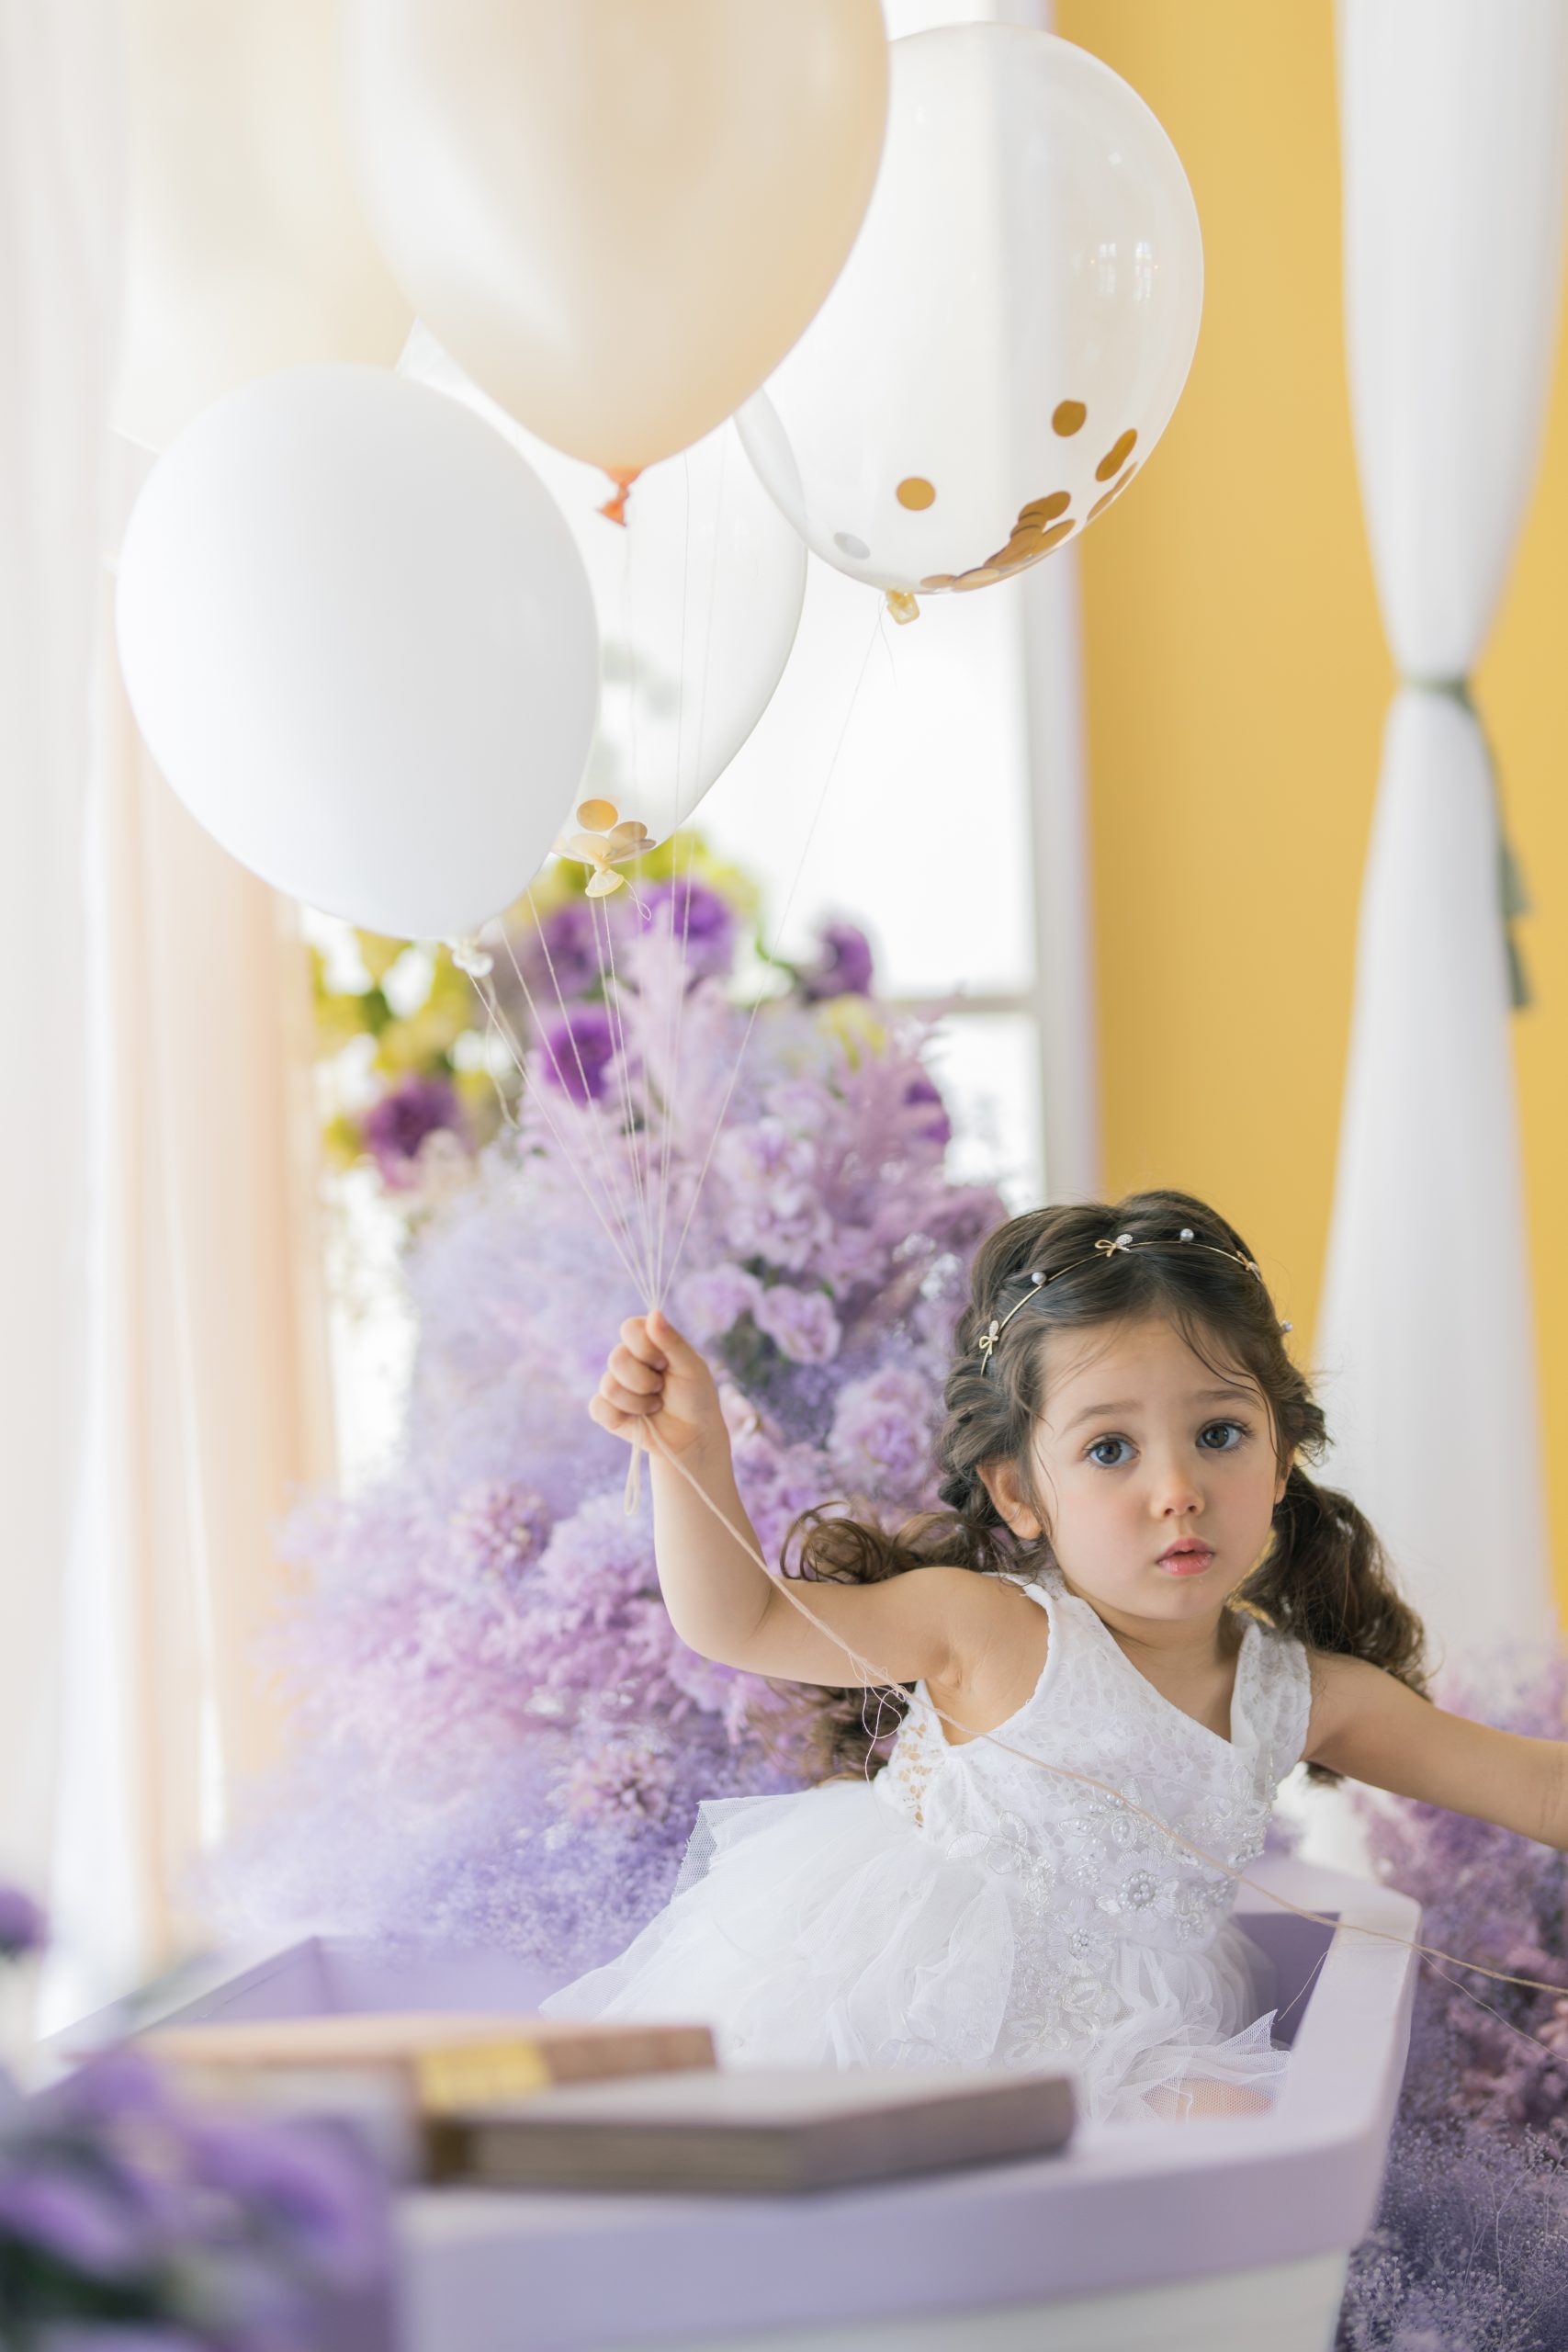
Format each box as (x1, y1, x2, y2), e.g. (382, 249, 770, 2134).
(397, 323, 807, 855)
(116, 366, 599, 941)
(736, 26, 1202, 607)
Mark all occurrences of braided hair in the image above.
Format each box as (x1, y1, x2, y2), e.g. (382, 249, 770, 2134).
(781, 1187, 1428, 1785)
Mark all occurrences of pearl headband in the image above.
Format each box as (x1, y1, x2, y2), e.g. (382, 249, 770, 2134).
(976, 1228, 1292, 1374)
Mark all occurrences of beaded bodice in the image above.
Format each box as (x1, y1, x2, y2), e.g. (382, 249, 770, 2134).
(876, 1568, 1314, 1975)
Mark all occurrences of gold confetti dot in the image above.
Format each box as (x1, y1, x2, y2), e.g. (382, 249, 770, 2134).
(1021, 492, 1071, 526)
(998, 519, 1077, 572)
(919, 573, 958, 591)
(953, 565, 1002, 592)
(1053, 401, 1087, 436)
(897, 476, 936, 511)
(576, 797, 620, 830)
(1088, 463, 1136, 520)
(1095, 429, 1138, 482)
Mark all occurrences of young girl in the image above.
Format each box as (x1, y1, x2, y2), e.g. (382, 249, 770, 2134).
(541, 1190, 1568, 2125)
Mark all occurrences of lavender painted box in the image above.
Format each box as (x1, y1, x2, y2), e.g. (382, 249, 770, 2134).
(73, 1854, 1418, 2352)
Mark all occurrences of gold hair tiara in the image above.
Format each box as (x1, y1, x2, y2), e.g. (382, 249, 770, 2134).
(976, 1228, 1290, 1374)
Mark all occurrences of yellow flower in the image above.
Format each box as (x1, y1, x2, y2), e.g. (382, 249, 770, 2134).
(816, 994, 888, 1067)
(355, 932, 407, 984)
(322, 1112, 365, 1172)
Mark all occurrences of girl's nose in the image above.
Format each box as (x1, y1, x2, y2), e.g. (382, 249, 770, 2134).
(1148, 1455, 1203, 1519)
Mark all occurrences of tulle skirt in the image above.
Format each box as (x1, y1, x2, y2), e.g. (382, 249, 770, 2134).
(539, 1780, 1290, 2128)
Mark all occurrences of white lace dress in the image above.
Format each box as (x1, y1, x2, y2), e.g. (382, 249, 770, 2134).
(540, 1567, 1315, 2125)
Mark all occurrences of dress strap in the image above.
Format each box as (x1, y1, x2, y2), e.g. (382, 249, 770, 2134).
(1241, 1625, 1314, 1784)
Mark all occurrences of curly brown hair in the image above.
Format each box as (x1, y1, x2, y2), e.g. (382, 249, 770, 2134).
(780, 1187, 1428, 1787)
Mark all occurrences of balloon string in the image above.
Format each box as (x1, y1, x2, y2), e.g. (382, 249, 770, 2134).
(637, 1419, 1568, 2027)
(499, 916, 649, 1293)
(592, 893, 656, 1296)
(468, 977, 646, 1293)
(661, 602, 884, 1304)
(652, 449, 717, 1313)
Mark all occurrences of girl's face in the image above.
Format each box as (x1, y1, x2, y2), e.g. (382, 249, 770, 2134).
(988, 1312, 1289, 1625)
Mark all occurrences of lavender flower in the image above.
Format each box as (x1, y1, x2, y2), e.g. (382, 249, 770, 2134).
(902, 1073, 953, 1149)
(0, 2046, 386, 2342)
(674, 1263, 763, 1343)
(798, 920, 874, 1001)
(0, 2165, 155, 2279)
(0, 1886, 46, 1962)
(561, 1730, 678, 1828)
(361, 1074, 466, 1189)
(449, 1482, 552, 1589)
(538, 1004, 617, 1105)
(716, 1120, 830, 1272)
(642, 878, 736, 984)
(1335, 1654, 1568, 2349)
(829, 1365, 940, 1501)
(508, 898, 604, 1005)
(754, 1285, 841, 1365)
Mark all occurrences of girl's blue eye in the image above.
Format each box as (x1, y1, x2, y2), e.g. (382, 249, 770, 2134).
(1198, 1420, 1247, 1452)
(1088, 1437, 1133, 1468)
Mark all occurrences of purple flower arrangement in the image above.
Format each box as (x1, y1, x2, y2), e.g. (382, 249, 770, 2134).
(312, 834, 881, 1214)
(1337, 1657, 1568, 2350)
(221, 880, 1002, 1981)
(0, 1887, 385, 2348)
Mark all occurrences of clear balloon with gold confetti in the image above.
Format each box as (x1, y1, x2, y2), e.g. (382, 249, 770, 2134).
(735, 25, 1202, 622)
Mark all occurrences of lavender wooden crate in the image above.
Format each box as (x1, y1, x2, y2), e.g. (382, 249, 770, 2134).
(72, 1854, 1418, 2352)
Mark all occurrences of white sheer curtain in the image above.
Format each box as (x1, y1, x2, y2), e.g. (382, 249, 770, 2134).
(0, 0, 123, 1905)
(1320, 0, 1567, 1663)
(46, 547, 336, 2024)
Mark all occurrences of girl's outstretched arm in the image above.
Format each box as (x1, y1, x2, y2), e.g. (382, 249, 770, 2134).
(1306, 1651, 1568, 1848)
(591, 1310, 1004, 1689)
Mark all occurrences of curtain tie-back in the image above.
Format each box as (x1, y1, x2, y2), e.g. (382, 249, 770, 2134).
(1401, 672, 1532, 1012)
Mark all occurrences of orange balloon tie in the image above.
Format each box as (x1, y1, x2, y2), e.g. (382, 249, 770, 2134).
(598, 467, 642, 527)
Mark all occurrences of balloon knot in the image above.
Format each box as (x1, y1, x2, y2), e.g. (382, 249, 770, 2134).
(885, 589, 920, 626)
(598, 467, 642, 527)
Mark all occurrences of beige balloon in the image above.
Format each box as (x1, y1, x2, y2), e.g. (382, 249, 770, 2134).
(349, 0, 888, 478)
(115, 0, 413, 451)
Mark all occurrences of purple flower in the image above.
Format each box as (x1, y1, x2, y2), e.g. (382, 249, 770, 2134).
(0, 1884, 46, 1961)
(642, 879, 737, 984)
(674, 1264, 763, 1343)
(538, 1005, 617, 1105)
(182, 2115, 385, 2286)
(510, 899, 604, 1005)
(829, 1366, 937, 1499)
(561, 1731, 678, 1828)
(902, 1073, 953, 1149)
(732, 1431, 836, 1565)
(449, 1482, 552, 1589)
(361, 1074, 466, 1189)
(716, 1120, 829, 1272)
(753, 1285, 841, 1365)
(0, 2164, 157, 2279)
(798, 921, 874, 1001)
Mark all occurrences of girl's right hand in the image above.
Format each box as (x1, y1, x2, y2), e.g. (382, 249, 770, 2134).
(589, 1311, 726, 1463)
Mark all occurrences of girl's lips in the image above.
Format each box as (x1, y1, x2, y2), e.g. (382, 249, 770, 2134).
(1156, 1545, 1213, 1577)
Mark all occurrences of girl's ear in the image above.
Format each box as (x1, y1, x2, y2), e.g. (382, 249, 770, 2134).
(978, 1455, 1043, 1542)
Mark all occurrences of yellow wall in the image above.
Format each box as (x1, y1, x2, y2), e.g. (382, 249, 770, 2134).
(1055, 0, 1568, 1614)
